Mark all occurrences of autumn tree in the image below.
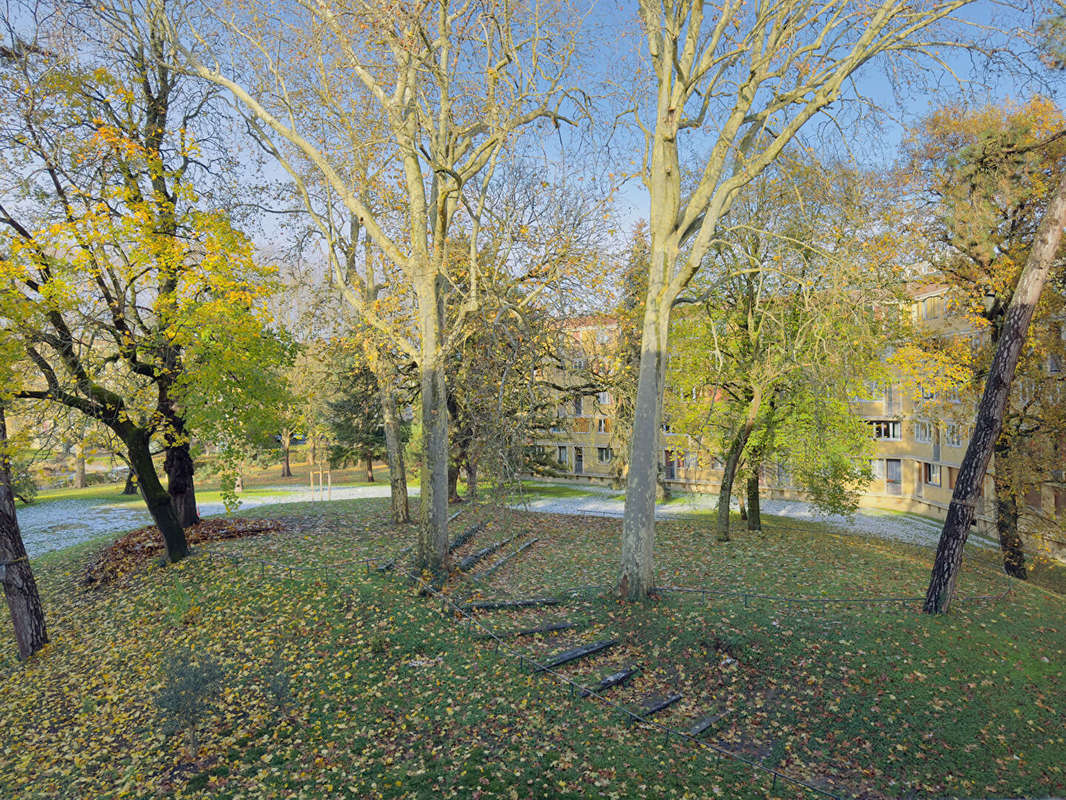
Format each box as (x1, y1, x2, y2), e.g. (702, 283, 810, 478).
(606, 224, 650, 489)
(666, 156, 894, 539)
(0, 328, 47, 659)
(172, 0, 582, 576)
(445, 279, 567, 502)
(921, 103, 1066, 612)
(617, 0, 979, 599)
(904, 97, 1066, 580)
(0, 2, 282, 560)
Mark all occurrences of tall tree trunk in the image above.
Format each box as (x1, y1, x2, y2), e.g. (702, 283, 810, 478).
(992, 437, 1027, 580)
(447, 462, 461, 503)
(309, 438, 316, 466)
(164, 443, 200, 528)
(924, 173, 1066, 614)
(122, 468, 138, 495)
(365, 455, 375, 483)
(74, 443, 86, 489)
(746, 472, 762, 532)
(280, 431, 292, 478)
(0, 408, 48, 660)
(466, 460, 477, 500)
(379, 382, 409, 523)
(415, 278, 449, 578)
(716, 388, 761, 542)
(619, 307, 669, 601)
(127, 433, 188, 563)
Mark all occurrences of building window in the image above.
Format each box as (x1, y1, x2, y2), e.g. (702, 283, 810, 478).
(597, 446, 613, 463)
(683, 452, 698, 470)
(918, 384, 935, 402)
(597, 390, 612, 405)
(1049, 353, 1062, 374)
(596, 330, 610, 345)
(557, 446, 568, 466)
(913, 421, 932, 443)
(776, 462, 792, 487)
(945, 423, 962, 447)
(923, 462, 941, 486)
(597, 418, 608, 433)
(871, 459, 885, 479)
(920, 295, 942, 319)
(884, 383, 901, 414)
(663, 450, 676, 480)
(885, 458, 902, 494)
(574, 447, 584, 474)
(869, 420, 901, 440)
(573, 396, 583, 416)
(573, 357, 587, 369)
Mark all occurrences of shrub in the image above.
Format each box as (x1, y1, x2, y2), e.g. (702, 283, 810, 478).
(154, 647, 224, 758)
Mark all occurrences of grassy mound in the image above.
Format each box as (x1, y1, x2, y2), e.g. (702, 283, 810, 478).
(2, 498, 1063, 799)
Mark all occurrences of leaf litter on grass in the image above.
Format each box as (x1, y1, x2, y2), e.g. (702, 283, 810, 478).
(2, 497, 1063, 799)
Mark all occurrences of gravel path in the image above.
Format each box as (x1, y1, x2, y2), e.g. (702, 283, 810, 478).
(20, 484, 398, 558)
(512, 492, 1001, 550)
(20, 480, 996, 559)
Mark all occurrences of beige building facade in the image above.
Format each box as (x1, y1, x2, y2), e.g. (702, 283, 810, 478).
(531, 298, 1066, 540)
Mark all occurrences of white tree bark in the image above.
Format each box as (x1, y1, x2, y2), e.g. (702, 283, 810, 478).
(620, 0, 973, 599)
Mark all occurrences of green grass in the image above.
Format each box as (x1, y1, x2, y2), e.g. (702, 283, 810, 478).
(3, 499, 1064, 799)
(514, 481, 604, 499)
(27, 482, 147, 506)
(29, 474, 393, 510)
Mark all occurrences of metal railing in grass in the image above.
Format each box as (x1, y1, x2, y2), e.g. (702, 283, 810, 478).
(394, 563, 849, 800)
(199, 545, 844, 797)
(195, 533, 1016, 800)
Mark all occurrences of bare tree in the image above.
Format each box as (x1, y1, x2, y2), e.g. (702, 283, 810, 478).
(618, 0, 978, 600)
(167, 0, 580, 575)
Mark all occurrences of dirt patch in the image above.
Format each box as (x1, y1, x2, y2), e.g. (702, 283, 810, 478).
(83, 517, 282, 587)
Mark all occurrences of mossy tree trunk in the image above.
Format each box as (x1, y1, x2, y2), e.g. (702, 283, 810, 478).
(925, 173, 1066, 613)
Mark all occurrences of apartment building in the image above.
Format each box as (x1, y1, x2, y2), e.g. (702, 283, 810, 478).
(531, 288, 1066, 535)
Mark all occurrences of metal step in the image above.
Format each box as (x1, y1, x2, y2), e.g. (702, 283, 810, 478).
(458, 597, 560, 612)
(580, 665, 639, 697)
(632, 693, 682, 719)
(538, 638, 619, 671)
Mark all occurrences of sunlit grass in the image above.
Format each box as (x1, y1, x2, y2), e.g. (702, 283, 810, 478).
(4, 499, 1063, 799)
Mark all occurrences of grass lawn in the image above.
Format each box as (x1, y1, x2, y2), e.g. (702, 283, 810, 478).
(28, 461, 389, 509)
(2, 499, 1063, 799)
(514, 481, 608, 499)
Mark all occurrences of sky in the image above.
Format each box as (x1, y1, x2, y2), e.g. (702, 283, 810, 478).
(584, 0, 1065, 230)
(211, 0, 1065, 287)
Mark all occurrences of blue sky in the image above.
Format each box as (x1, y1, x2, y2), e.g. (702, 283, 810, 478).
(585, 0, 1064, 229)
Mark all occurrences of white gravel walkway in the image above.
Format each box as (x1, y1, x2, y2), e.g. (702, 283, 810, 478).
(20, 480, 996, 559)
(512, 491, 1000, 550)
(20, 484, 399, 558)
